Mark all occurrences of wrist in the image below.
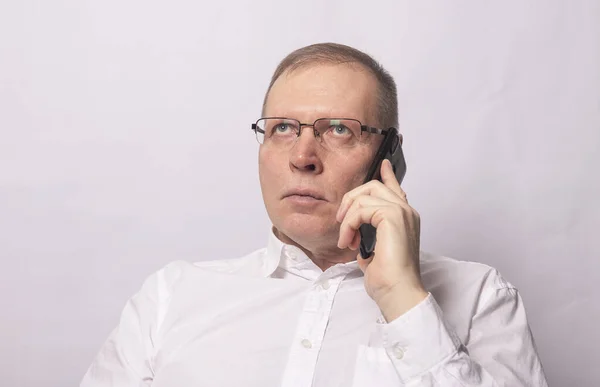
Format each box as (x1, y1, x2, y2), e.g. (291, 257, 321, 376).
(377, 283, 428, 323)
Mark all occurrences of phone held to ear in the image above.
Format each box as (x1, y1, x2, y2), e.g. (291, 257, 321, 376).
(358, 128, 407, 259)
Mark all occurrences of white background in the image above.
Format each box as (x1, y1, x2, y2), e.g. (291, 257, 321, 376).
(1, 0, 598, 386)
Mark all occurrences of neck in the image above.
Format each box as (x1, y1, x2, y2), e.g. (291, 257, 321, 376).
(273, 227, 357, 271)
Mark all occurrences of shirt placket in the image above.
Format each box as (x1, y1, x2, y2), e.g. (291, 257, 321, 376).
(280, 271, 348, 387)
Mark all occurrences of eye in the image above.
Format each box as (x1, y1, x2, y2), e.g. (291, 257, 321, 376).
(274, 123, 291, 133)
(269, 120, 300, 136)
(330, 124, 351, 136)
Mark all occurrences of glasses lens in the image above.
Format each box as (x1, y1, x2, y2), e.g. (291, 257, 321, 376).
(256, 118, 300, 144)
(314, 119, 362, 148)
(254, 120, 266, 144)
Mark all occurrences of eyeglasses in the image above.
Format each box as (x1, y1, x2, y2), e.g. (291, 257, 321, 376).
(251, 117, 391, 150)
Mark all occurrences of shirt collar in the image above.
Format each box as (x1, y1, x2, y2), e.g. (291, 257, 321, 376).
(262, 227, 361, 281)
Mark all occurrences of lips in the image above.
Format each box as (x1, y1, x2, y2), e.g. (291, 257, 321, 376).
(283, 188, 326, 201)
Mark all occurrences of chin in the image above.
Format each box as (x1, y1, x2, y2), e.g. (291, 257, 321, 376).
(274, 212, 338, 246)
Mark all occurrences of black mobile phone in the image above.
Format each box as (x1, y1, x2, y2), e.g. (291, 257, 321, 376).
(358, 128, 407, 258)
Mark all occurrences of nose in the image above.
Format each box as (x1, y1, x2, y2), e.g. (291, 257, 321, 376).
(289, 126, 323, 173)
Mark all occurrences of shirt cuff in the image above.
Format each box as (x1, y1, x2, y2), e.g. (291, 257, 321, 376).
(375, 293, 462, 382)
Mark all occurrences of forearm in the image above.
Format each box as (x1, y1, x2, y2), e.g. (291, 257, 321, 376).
(357, 293, 548, 386)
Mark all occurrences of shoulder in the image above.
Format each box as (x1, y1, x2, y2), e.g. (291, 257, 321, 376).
(420, 250, 515, 291)
(137, 247, 270, 298)
(190, 247, 269, 274)
(419, 250, 519, 317)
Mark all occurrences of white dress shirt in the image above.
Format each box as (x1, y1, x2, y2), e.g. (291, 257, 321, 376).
(81, 230, 548, 386)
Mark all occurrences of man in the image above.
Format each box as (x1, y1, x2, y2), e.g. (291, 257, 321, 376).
(81, 43, 548, 386)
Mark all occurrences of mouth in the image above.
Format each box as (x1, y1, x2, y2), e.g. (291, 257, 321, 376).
(282, 189, 326, 202)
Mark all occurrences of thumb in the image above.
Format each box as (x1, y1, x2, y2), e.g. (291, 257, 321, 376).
(380, 159, 403, 196)
(357, 253, 373, 273)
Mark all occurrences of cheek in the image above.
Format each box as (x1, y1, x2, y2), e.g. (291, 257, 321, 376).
(330, 158, 371, 201)
(258, 148, 269, 189)
(258, 147, 283, 197)
(345, 172, 368, 193)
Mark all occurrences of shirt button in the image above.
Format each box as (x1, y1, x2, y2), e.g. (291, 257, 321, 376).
(321, 280, 331, 290)
(392, 345, 404, 360)
(301, 339, 312, 349)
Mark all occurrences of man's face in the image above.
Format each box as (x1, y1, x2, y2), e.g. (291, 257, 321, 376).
(258, 63, 381, 248)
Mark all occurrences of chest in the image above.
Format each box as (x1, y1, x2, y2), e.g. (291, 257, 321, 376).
(148, 275, 471, 387)
(150, 278, 385, 387)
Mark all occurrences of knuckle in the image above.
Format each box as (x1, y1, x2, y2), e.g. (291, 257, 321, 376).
(412, 208, 421, 219)
(354, 195, 367, 207)
(366, 179, 382, 189)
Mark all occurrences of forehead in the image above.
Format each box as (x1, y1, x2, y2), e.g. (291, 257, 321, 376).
(264, 63, 378, 124)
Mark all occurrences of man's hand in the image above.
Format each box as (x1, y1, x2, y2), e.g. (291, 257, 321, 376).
(336, 159, 428, 322)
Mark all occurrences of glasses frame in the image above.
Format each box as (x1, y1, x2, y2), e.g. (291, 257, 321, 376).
(251, 117, 393, 146)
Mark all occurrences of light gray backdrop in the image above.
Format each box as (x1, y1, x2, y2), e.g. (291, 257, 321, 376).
(1, 0, 598, 386)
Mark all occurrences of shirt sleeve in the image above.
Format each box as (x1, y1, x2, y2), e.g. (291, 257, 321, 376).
(80, 261, 184, 387)
(374, 288, 548, 386)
